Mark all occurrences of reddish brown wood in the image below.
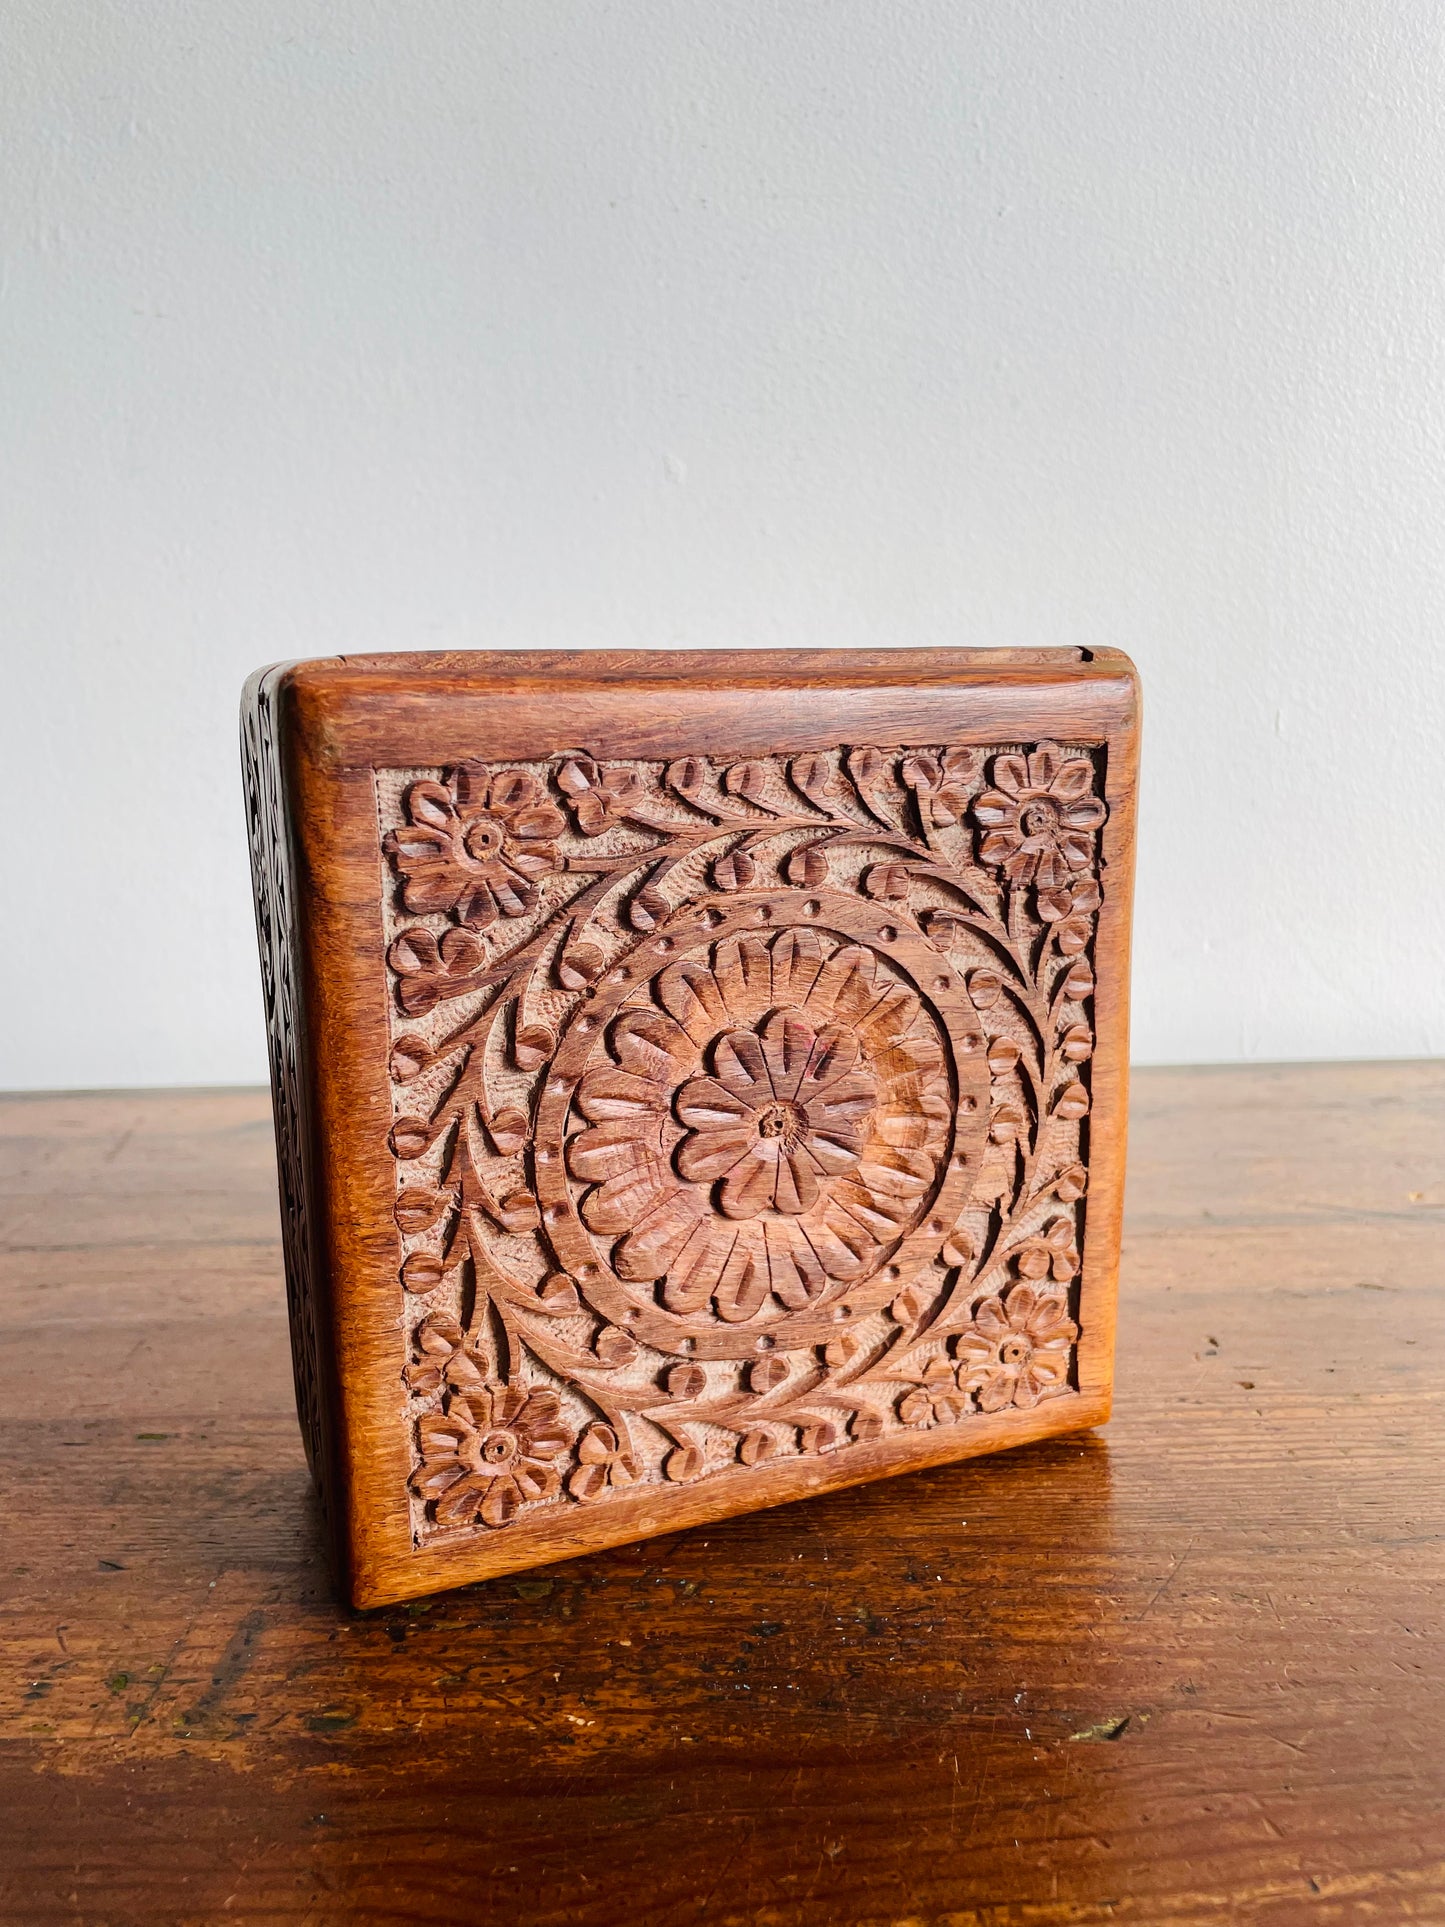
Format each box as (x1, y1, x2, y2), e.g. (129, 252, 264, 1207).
(0, 1064, 1441, 1923)
(241, 649, 1140, 1605)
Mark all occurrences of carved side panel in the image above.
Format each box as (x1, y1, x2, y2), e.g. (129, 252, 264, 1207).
(375, 743, 1103, 1543)
(241, 672, 330, 1526)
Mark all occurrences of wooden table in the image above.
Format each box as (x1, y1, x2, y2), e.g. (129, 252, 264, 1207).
(2, 1064, 1441, 1925)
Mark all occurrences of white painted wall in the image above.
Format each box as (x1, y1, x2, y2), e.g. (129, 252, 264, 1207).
(3, 2, 1443, 1089)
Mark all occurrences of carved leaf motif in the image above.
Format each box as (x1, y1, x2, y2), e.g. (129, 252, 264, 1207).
(921, 908, 965, 944)
(537, 1272, 581, 1314)
(664, 1361, 707, 1399)
(557, 942, 605, 990)
(393, 1189, 444, 1236)
(440, 928, 484, 974)
(1037, 888, 1072, 921)
(901, 752, 941, 791)
(629, 883, 670, 931)
(665, 1443, 705, 1482)
(784, 844, 829, 888)
(1057, 916, 1092, 956)
(1054, 1081, 1090, 1121)
(390, 1116, 431, 1159)
(568, 1464, 610, 1504)
(863, 862, 911, 900)
(941, 1227, 975, 1268)
(390, 1035, 431, 1082)
(667, 756, 709, 798)
(790, 752, 835, 803)
(897, 1388, 932, 1426)
(713, 849, 756, 892)
(389, 929, 438, 977)
(595, 1325, 639, 1368)
(400, 1251, 445, 1295)
(967, 969, 1003, 1010)
(495, 1189, 542, 1234)
(891, 1283, 928, 1326)
(1060, 1023, 1093, 1063)
(987, 1036, 1021, 1076)
(514, 1022, 556, 1072)
(487, 1108, 529, 1156)
(849, 747, 887, 789)
(724, 761, 769, 803)
(748, 1355, 789, 1393)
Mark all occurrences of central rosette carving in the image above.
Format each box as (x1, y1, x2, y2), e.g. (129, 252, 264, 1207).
(674, 1014, 875, 1218)
(566, 929, 950, 1326)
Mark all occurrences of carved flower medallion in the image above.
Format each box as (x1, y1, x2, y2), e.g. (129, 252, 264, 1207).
(382, 761, 564, 929)
(973, 744, 1105, 891)
(953, 1284, 1078, 1412)
(558, 920, 962, 1333)
(409, 1384, 573, 1529)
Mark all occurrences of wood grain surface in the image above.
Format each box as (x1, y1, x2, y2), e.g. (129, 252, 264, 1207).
(1, 1062, 1441, 1925)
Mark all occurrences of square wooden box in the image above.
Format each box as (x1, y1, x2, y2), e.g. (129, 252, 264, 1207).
(241, 649, 1139, 1608)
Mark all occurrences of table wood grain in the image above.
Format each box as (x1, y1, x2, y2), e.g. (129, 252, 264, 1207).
(1, 1063, 1441, 1925)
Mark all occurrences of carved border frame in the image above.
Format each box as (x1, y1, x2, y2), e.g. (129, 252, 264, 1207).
(256, 650, 1138, 1607)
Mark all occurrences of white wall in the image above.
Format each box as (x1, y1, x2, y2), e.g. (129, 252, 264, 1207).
(3, 2, 1443, 1089)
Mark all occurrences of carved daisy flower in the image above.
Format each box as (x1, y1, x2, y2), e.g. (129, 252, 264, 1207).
(673, 1014, 874, 1220)
(384, 763, 564, 928)
(973, 744, 1105, 890)
(409, 1384, 573, 1529)
(953, 1284, 1077, 1412)
(567, 930, 950, 1325)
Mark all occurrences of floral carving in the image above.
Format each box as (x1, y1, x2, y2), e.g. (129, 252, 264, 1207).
(1012, 1218, 1080, 1284)
(556, 756, 645, 836)
(568, 1423, 642, 1504)
(954, 1285, 1078, 1412)
(897, 1357, 969, 1427)
(974, 743, 1106, 890)
(383, 763, 563, 928)
(410, 1385, 573, 1529)
(378, 738, 1104, 1539)
(403, 1312, 490, 1396)
(901, 746, 982, 826)
(566, 932, 947, 1324)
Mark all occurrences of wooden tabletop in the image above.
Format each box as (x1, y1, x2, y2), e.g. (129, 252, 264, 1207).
(2, 1063, 1441, 1926)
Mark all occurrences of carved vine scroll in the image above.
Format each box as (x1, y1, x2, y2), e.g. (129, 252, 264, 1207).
(375, 742, 1104, 1542)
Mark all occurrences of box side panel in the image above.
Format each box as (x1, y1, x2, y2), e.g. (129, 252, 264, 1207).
(239, 666, 342, 1560)
(1070, 663, 1140, 1418)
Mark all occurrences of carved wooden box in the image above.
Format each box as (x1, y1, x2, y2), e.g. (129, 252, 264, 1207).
(241, 649, 1138, 1607)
